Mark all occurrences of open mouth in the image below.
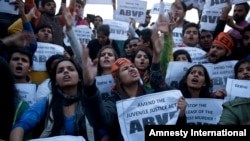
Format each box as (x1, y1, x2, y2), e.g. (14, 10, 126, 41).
(129, 70, 138, 77)
(191, 78, 199, 83)
(63, 75, 71, 81)
(15, 66, 23, 73)
(104, 60, 110, 63)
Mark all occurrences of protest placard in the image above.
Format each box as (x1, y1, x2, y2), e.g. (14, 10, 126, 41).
(173, 47, 209, 63)
(64, 25, 92, 46)
(185, 98, 224, 125)
(210, 60, 237, 92)
(86, 0, 112, 5)
(115, 0, 147, 23)
(95, 74, 115, 99)
(150, 2, 172, 15)
(116, 90, 182, 141)
(33, 42, 64, 71)
(29, 135, 86, 141)
(15, 83, 37, 106)
(200, 9, 222, 31)
(172, 27, 183, 47)
(103, 19, 129, 40)
(224, 78, 250, 102)
(0, 0, 19, 15)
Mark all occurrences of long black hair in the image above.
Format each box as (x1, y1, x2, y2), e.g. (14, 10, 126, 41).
(179, 64, 211, 98)
(48, 58, 83, 136)
(0, 57, 17, 140)
(234, 58, 250, 79)
(96, 45, 118, 76)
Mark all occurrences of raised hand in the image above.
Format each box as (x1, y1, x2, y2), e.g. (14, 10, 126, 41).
(82, 44, 98, 86)
(63, 7, 76, 31)
(2, 31, 36, 48)
(151, 14, 167, 55)
(28, 7, 38, 19)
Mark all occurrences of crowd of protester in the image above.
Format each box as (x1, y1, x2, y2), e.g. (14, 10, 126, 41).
(0, 0, 250, 141)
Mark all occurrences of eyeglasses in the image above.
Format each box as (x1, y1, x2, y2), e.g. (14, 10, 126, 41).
(129, 44, 138, 48)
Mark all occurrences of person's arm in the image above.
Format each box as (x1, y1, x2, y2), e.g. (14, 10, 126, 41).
(150, 14, 168, 92)
(0, 31, 35, 54)
(63, 7, 83, 66)
(213, 0, 231, 38)
(10, 98, 47, 141)
(8, 7, 38, 35)
(81, 43, 117, 128)
(19, 1, 37, 55)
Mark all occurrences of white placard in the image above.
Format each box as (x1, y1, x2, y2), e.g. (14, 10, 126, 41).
(0, 1, 18, 15)
(115, 0, 147, 23)
(33, 42, 64, 71)
(86, 0, 112, 5)
(150, 2, 172, 14)
(200, 9, 222, 31)
(15, 83, 37, 106)
(172, 27, 184, 47)
(28, 135, 86, 141)
(173, 47, 209, 63)
(203, 0, 249, 9)
(116, 90, 182, 141)
(95, 74, 115, 99)
(165, 61, 214, 87)
(210, 60, 237, 92)
(186, 98, 224, 125)
(224, 78, 250, 102)
(103, 19, 129, 40)
(165, 61, 194, 88)
(64, 25, 92, 46)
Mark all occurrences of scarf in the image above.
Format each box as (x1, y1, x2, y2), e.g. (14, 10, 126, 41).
(57, 89, 81, 106)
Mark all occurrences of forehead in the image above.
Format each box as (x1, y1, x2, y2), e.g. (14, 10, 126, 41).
(234, 5, 246, 11)
(101, 48, 113, 53)
(39, 27, 52, 31)
(190, 66, 204, 72)
(185, 27, 198, 32)
(200, 31, 212, 36)
(45, 2, 56, 6)
(136, 50, 147, 55)
(57, 61, 75, 68)
(239, 62, 250, 67)
(11, 52, 29, 59)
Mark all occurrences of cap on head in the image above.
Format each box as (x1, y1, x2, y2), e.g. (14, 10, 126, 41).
(212, 32, 234, 51)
